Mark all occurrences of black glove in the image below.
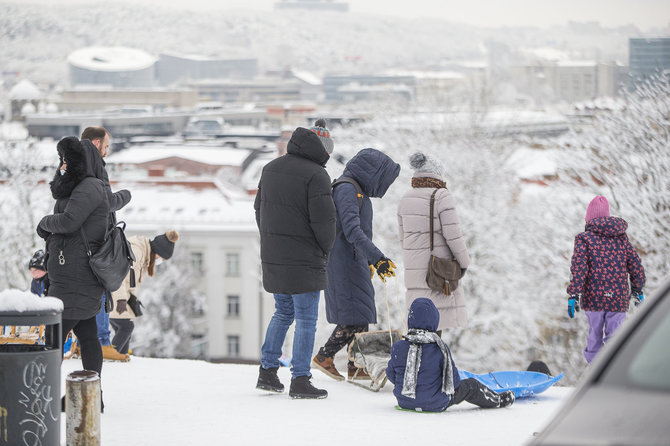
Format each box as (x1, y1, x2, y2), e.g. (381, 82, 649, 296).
(36, 224, 50, 240)
(375, 257, 396, 281)
(460, 267, 467, 278)
(116, 299, 128, 314)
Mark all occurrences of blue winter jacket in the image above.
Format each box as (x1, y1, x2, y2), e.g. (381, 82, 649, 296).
(324, 148, 400, 325)
(386, 298, 461, 412)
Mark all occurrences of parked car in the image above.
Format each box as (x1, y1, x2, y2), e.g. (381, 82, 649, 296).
(530, 276, 670, 446)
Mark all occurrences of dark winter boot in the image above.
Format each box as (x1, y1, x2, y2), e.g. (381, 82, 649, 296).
(256, 366, 284, 393)
(289, 375, 328, 399)
(449, 378, 501, 409)
(498, 390, 515, 408)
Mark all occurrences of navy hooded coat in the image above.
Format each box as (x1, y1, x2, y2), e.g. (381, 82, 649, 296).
(386, 298, 461, 412)
(324, 148, 400, 325)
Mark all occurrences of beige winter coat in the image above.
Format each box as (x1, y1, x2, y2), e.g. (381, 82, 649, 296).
(110, 236, 151, 320)
(397, 175, 470, 329)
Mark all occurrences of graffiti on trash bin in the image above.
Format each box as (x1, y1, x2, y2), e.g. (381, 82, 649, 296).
(1, 407, 7, 442)
(17, 359, 57, 445)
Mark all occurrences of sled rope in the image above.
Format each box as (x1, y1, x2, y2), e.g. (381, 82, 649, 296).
(384, 281, 394, 346)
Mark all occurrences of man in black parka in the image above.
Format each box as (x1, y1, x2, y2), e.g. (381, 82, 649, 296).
(254, 121, 336, 399)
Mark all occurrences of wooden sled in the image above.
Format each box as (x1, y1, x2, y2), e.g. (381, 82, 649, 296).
(347, 329, 402, 392)
(0, 325, 45, 345)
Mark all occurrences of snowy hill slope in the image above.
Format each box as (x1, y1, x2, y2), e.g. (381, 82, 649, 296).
(1, 0, 640, 85)
(61, 356, 571, 445)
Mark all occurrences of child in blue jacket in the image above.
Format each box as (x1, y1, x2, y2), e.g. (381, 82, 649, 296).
(387, 298, 514, 412)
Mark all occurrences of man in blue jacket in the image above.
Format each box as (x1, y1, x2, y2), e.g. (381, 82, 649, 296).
(387, 298, 514, 412)
(254, 120, 336, 399)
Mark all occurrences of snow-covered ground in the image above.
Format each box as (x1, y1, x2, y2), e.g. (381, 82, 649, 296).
(61, 356, 572, 446)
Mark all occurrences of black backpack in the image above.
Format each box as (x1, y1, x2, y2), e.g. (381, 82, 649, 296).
(80, 221, 136, 296)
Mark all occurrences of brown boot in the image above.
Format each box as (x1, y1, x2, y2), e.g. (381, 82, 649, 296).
(312, 354, 344, 381)
(348, 363, 371, 380)
(102, 344, 130, 362)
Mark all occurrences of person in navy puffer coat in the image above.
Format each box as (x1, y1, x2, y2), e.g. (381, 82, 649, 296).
(567, 195, 645, 363)
(312, 148, 400, 381)
(387, 298, 514, 412)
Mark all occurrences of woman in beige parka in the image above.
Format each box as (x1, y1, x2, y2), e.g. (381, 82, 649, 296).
(397, 153, 470, 332)
(109, 230, 180, 355)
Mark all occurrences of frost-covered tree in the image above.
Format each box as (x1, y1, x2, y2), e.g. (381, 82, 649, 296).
(0, 136, 52, 291)
(558, 75, 670, 289)
(129, 247, 207, 359)
(529, 75, 670, 382)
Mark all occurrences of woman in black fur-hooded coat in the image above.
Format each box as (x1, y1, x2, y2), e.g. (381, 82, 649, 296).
(37, 136, 109, 378)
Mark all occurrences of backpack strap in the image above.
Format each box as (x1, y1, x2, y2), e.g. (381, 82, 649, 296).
(332, 177, 364, 209)
(332, 177, 364, 241)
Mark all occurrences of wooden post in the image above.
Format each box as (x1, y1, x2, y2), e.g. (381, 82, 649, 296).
(66, 370, 100, 446)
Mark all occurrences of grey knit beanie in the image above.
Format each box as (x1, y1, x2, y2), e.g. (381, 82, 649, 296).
(409, 151, 444, 177)
(309, 118, 334, 154)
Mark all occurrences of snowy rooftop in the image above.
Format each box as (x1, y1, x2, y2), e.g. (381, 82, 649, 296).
(67, 46, 157, 72)
(115, 181, 256, 232)
(9, 79, 41, 100)
(508, 147, 559, 179)
(106, 145, 252, 167)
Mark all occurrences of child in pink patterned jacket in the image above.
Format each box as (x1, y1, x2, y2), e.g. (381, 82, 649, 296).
(567, 195, 645, 363)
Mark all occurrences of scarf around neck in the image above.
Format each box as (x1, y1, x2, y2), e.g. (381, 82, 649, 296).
(411, 177, 446, 189)
(401, 329, 455, 399)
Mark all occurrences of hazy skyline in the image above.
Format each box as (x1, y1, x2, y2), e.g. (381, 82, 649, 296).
(4, 0, 670, 30)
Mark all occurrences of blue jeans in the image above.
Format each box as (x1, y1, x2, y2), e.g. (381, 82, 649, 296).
(261, 291, 320, 379)
(96, 292, 111, 346)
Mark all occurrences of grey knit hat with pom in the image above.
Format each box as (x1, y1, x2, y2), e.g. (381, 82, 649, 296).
(409, 151, 444, 178)
(309, 118, 334, 154)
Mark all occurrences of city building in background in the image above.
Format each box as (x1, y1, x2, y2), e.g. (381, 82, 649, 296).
(68, 47, 157, 88)
(629, 37, 670, 86)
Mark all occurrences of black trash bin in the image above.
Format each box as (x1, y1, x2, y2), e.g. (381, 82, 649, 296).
(0, 308, 62, 446)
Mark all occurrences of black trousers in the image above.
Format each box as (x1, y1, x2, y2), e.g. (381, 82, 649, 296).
(110, 318, 134, 355)
(62, 316, 102, 377)
(317, 324, 367, 359)
(448, 378, 501, 409)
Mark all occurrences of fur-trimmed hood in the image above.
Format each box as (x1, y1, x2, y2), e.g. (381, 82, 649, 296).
(49, 137, 108, 199)
(50, 137, 87, 199)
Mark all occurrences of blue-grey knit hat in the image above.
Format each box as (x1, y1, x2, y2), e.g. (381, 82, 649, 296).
(309, 118, 334, 154)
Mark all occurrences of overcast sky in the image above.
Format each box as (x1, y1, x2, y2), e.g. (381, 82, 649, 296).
(6, 0, 670, 29)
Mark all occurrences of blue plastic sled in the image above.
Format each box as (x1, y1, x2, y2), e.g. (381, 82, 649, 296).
(458, 370, 564, 399)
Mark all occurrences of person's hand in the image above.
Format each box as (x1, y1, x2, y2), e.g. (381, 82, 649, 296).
(567, 294, 581, 318)
(375, 257, 396, 281)
(36, 224, 50, 240)
(116, 299, 128, 314)
(369, 264, 375, 279)
(631, 292, 644, 307)
(460, 267, 467, 278)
